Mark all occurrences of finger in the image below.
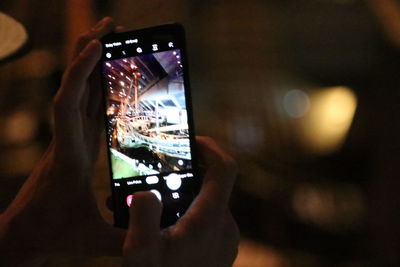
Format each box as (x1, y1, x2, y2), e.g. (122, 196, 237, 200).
(54, 40, 102, 140)
(116, 25, 126, 32)
(78, 17, 115, 113)
(74, 17, 115, 56)
(56, 40, 102, 109)
(85, 25, 126, 121)
(88, 24, 126, 118)
(185, 136, 237, 220)
(86, 25, 126, 120)
(197, 136, 237, 204)
(86, 64, 103, 119)
(83, 22, 125, 119)
(124, 192, 162, 252)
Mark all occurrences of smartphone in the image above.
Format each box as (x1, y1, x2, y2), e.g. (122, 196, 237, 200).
(100, 24, 200, 228)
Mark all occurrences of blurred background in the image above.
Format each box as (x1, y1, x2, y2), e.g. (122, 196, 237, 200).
(1, 0, 400, 266)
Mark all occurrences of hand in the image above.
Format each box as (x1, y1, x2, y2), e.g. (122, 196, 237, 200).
(0, 17, 125, 266)
(123, 136, 240, 267)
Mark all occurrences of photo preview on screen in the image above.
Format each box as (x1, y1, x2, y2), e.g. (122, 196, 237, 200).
(103, 49, 192, 180)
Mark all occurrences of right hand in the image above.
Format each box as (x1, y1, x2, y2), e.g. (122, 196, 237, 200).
(122, 136, 240, 267)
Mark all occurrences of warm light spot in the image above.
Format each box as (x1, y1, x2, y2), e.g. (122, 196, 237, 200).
(234, 239, 286, 267)
(300, 86, 357, 154)
(107, 106, 115, 115)
(3, 110, 37, 144)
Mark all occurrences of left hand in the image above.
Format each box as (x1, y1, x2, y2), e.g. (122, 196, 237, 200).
(0, 17, 125, 266)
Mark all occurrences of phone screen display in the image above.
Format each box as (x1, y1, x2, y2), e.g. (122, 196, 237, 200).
(101, 25, 199, 228)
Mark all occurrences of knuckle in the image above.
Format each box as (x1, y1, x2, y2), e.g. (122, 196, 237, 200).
(222, 154, 237, 169)
(220, 154, 238, 175)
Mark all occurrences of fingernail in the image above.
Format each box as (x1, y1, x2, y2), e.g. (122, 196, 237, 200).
(89, 39, 100, 49)
(84, 40, 100, 54)
(87, 39, 96, 45)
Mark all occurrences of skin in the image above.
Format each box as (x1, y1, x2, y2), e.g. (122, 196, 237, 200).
(0, 17, 239, 267)
(0, 17, 126, 266)
(123, 137, 240, 267)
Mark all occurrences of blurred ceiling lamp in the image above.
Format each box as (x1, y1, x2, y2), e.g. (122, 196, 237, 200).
(2, 110, 38, 145)
(0, 12, 28, 63)
(300, 86, 357, 154)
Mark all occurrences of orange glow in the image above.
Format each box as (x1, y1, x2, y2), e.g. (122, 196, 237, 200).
(299, 86, 357, 154)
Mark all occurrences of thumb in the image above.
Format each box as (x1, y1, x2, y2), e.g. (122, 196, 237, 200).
(124, 191, 162, 252)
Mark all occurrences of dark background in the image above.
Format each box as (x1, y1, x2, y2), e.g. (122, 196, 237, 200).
(1, 0, 400, 266)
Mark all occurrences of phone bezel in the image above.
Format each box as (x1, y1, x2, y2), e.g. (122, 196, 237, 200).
(100, 24, 200, 228)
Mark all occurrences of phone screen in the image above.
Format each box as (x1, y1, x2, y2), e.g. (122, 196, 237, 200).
(100, 25, 199, 228)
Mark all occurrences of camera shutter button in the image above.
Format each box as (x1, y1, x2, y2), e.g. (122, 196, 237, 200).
(165, 173, 182, 190)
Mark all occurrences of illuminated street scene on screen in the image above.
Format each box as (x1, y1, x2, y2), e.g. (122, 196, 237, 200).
(103, 50, 192, 179)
